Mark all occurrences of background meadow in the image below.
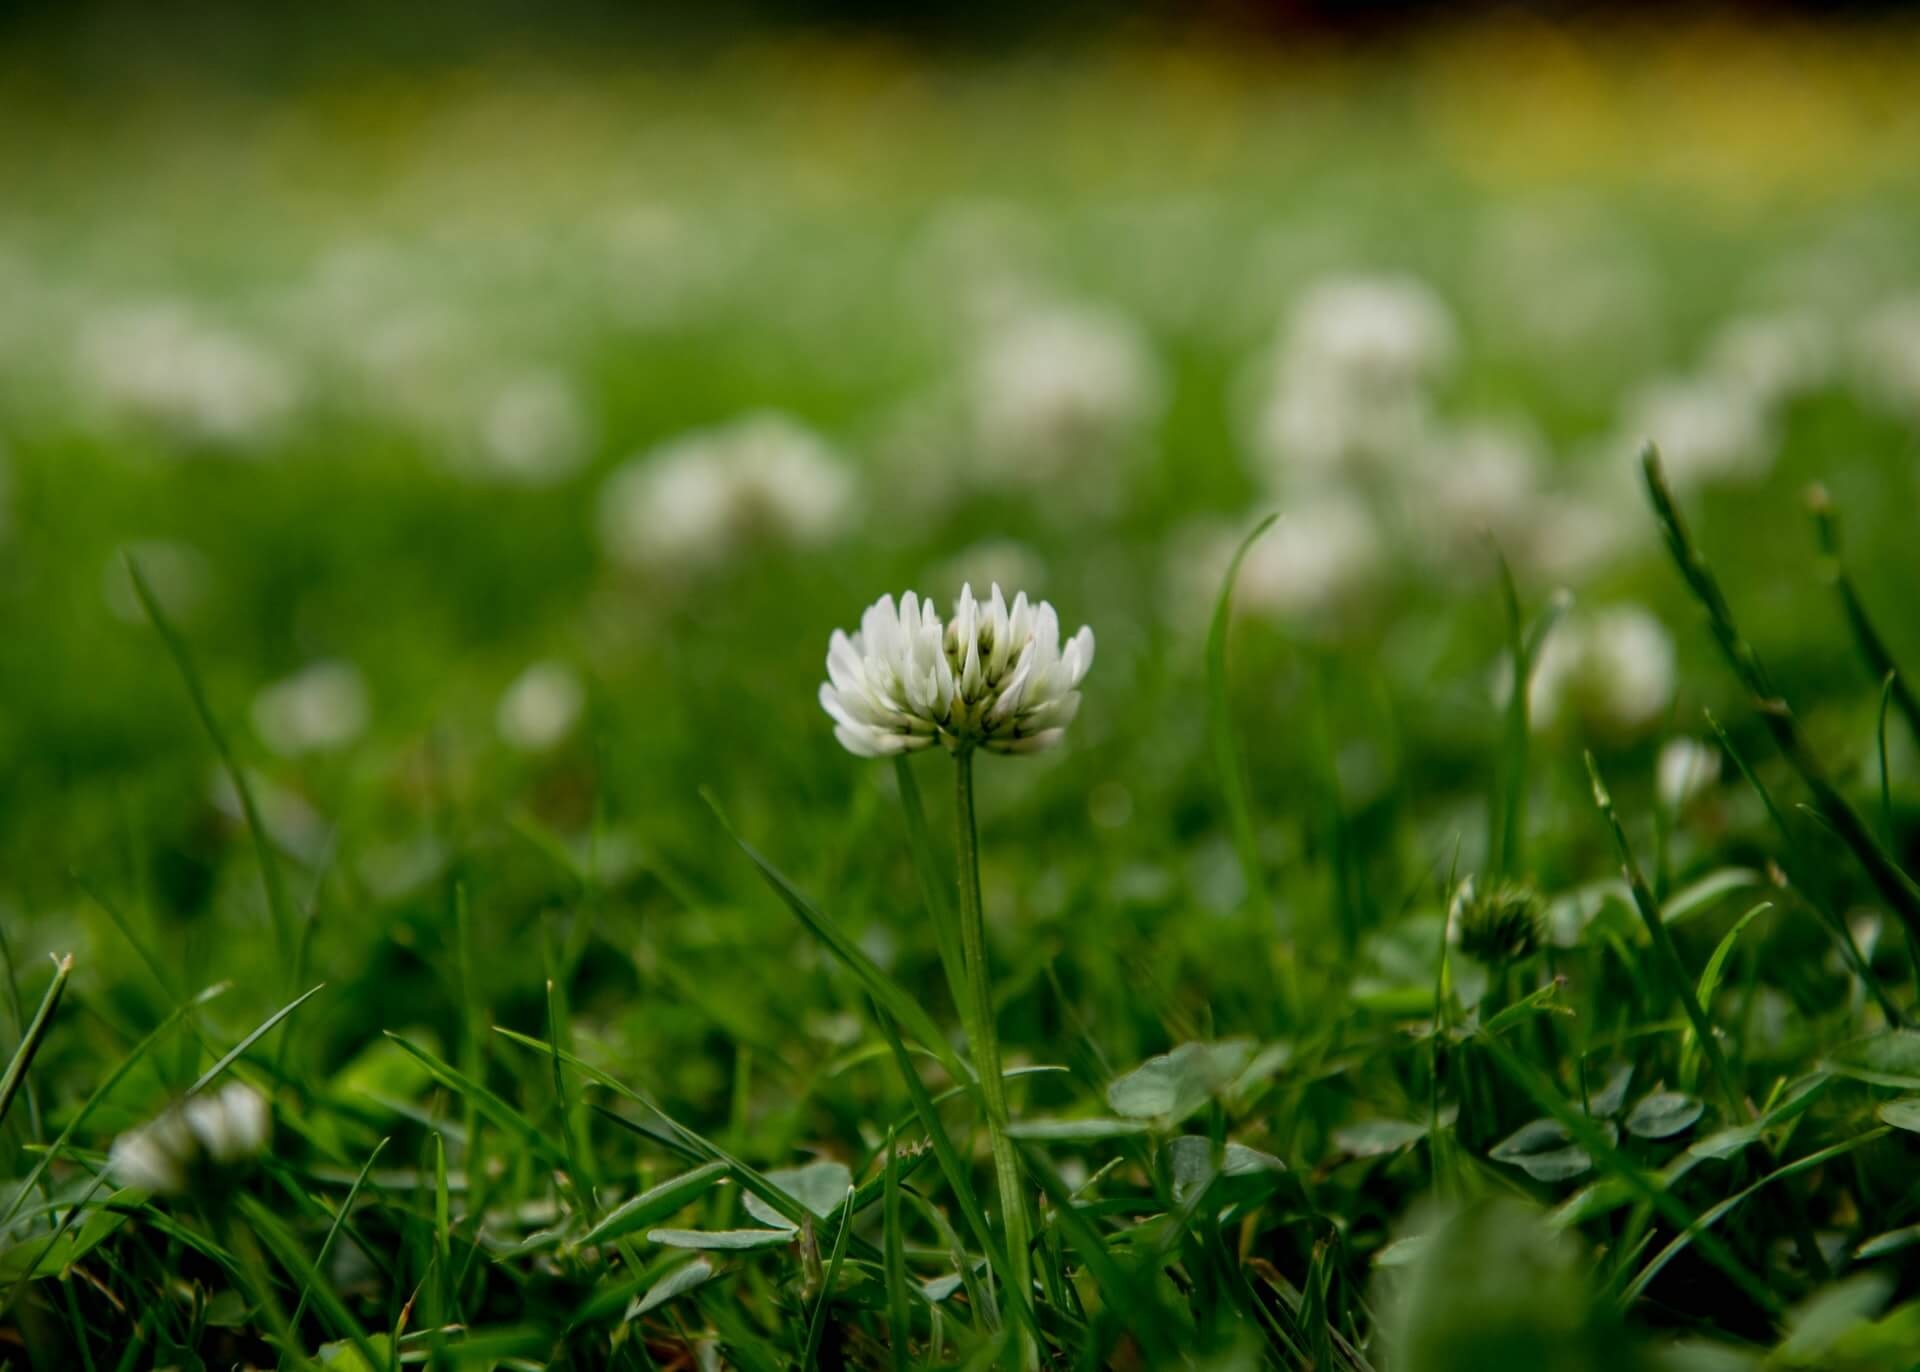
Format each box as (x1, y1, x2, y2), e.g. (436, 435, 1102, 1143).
(10, 11, 1920, 1368)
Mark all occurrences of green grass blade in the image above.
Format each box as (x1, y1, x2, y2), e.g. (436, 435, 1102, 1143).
(883, 1127, 912, 1372)
(1621, 1128, 1889, 1304)
(1809, 484, 1920, 747)
(189, 982, 326, 1096)
(703, 788, 966, 1083)
(581, 1160, 730, 1246)
(1205, 514, 1286, 1019)
(1585, 755, 1741, 1119)
(892, 755, 971, 1044)
(0, 981, 227, 1230)
(1474, 1026, 1778, 1317)
(283, 1137, 390, 1366)
(1643, 451, 1920, 966)
(873, 1002, 1040, 1349)
(801, 1180, 855, 1371)
(384, 1030, 567, 1165)
(126, 553, 299, 971)
(0, 954, 73, 1131)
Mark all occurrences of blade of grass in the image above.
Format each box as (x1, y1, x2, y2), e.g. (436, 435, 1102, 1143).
(1621, 1128, 1888, 1305)
(1808, 484, 1920, 747)
(126, 553, 298, 973)
(891, 756, 971, 1051)
(0, 954, 73, 1130)
(873, 1003, 1040, 1350)
(801, 1184, 855, 1371)
(281, 1137, 390, 1370)
(883, 1127, 912, 1372)
(703, 789, 965, 1085)
(1644, 450, 1920, 972)
(1473, 1026, 1779, 1318)
(0, 982, 229, 1229)
(1585, 755, 1742, 1120)
(189, 983, 326, 1096)
(384, 1031, 568, 1166)
(1704, 710, 1902, 1025)
(1207, 514, 1288, 1022)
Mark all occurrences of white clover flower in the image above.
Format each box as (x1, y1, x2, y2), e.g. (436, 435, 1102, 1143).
(1852, 297, 1920, 417)
(109, 1082, 270, 1195)
(820, 584, 1093, 758)
(73, 301, 300, 448)
(1704, 310, 1834, 409)
(1657, 737, 1720, 811)
(252, 660, 370, 757)
(1520, 606, 1676, 739)
(184, 1082, 272, 1163)
(598, 412, 855, 572)
(969, 301, 1165, 477)
(497, 660, 585, 753)
(474, 369, 592, 485)
(1401, 419, 1546, 570)
(108, 1109, 196, 1194)
(1281, 275, 1458, 393)
(1623, 376, 1774, 489)
(1243, 273, 1455, 481)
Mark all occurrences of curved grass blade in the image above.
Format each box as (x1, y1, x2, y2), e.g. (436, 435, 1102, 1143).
(1206, 514, 1286, 1018)
(703, 789, 964, 1084)
(1585, 756, 1741, 1119)
(1621, 1128, 1889, 1304)
(1644, 451, 1920, 968)
(582, 1160, 730, 1247)
(385, 1030, 567, 1166)
(1474, 1025, 1779, 1317)
(190, 983, 326, 1096)
(126, 553, 298, 970)
(0, 954, 73, 1131)
(282, 1137, 390, 1367)
(1809, 484, 1920, 747)
(0, 981, 228, 1230)
(801, 1183, 856, 1371)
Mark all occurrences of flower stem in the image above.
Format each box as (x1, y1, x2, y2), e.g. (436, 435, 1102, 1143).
(952, 749, 1035, 1367)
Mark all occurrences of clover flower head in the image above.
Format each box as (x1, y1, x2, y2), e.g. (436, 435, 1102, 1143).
(821, 583, 1093, 758)
(1454, 878, 1544, 966)
(109, 1082, 272, 1196)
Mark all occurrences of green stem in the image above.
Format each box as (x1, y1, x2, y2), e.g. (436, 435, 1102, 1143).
(953, 749, 1035, 1368)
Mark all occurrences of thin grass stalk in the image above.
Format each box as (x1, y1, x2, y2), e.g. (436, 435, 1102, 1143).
(1643, 449, 1920, 974)
(952, 749, 1035, 1370)
(1808, 484, 1920, 748)
(1585, 755, 1743, 1120)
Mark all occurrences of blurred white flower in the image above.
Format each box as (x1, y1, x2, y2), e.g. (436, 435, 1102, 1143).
(251, 660, 370, 757)
(110, 1082, 270, 1195)
(1401, 419, 1546, 569)
(1522, 606, 1675, 738)
(1281, 275, 1458, 393)
(1245, 274, 1455, 481)
(1175, 493, 1384, 627)
(598, 412, 855, 572)
(1657, 737, 1720, 811)
(1624, 376, 1774, 488)
(1852, 297, 1920, 416)
(474, 370, 592, 484)
(933, 539, 1048, 603)
(497, 660, 585, 752)
(73, 302, 299, 447)
(1704, 310, 1833, 408)
(970, 301, 1165, 476)
(821, 584, 1093, 757)
(103, 540, 211, 625)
